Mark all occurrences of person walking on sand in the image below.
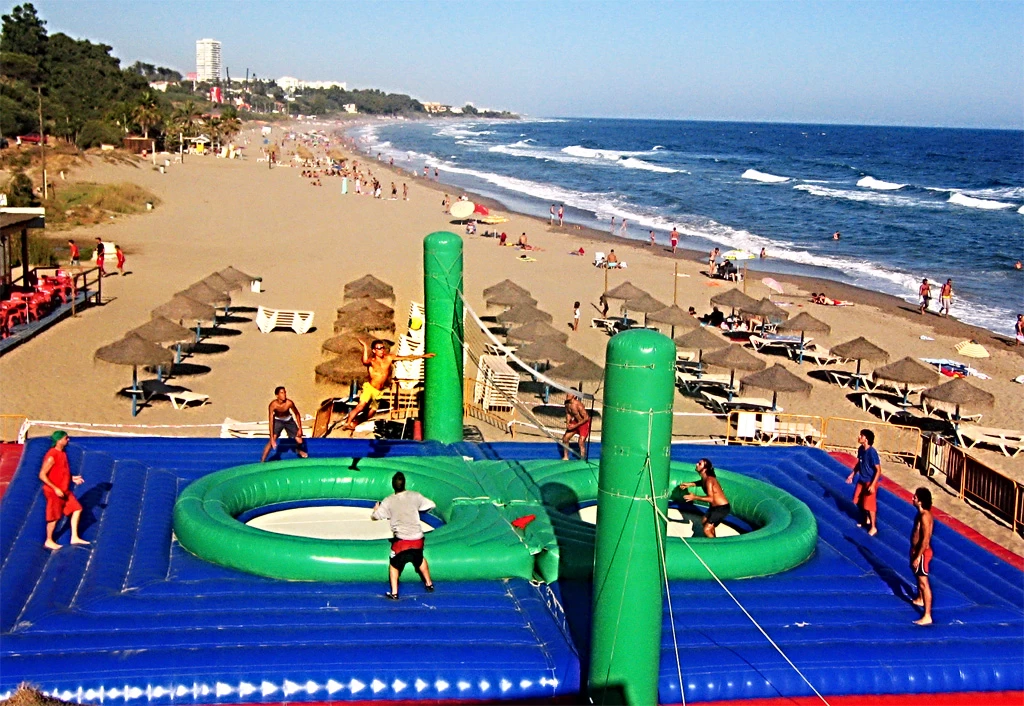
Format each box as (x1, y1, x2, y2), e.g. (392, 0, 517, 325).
(909, 487, 934, 626)
(610, 216, 616, 233)
(371, 471, 435, 600)
(846, 429, 881, 536)
(558, 204, 564, 226)
(39, 431, 90, 550)
(402, 183, 408, 201)
(68, 239, 80, 266)
(649, 230, 656, 247)
(572, 301, 581, 331)
(939, 278, 953, 317)
(560, 392, 591, 461)
(619, 218, 628, 236)
(1016, 314, 1024, 346)
(344, 339, 435, 430)
(260, 386, 309, 462)
(677, 459, 731, 538)
(549, 204, 556, 225)
(115, 244, 126, 276)
(918, 278, 932, 315)
(94, 238, 105, 277)
(670, 227, 679, 253)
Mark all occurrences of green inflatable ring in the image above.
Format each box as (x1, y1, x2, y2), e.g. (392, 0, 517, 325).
(173, 456, 816, 583)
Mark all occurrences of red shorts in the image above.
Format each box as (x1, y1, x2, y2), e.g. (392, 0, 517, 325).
(44, 487, 82, 523)
(852, 482, 877, 513)
(913, 548, 933, 577)
(573, 420, 591, 439)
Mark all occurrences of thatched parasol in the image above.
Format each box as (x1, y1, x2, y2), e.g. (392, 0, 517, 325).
(622, 292, 668, 326)
(483, 279, 531, 298)
(674, 326, 728, 374)
(702, 343, 767, 392)
(740, 297, 790, 322)
(129, 317, 194, 346)
(873, 356, 937, 405)
(486, 289, 538, 308)
(497, 304, 553, 325)
(647, 304, 699, 340)
(604, 281, 649, 301)
(315, 356, 369, 385)
(152, 296, 217, 340)
(710, 288, 757, 315)
(95, 333, 175, 416)
(516, 339, 579, 364)
(179, 281, 230, 307)
(506, 320, 569, 344)
(921, 377, 995, 431)
(336, 296, 395, 319)
(546, 354, 605, 392)
(777, 312, 831, 364)
(333, 310, 397, 335)
(740, 363, 812, 411)
(343, 274, 394, 302)
(321, 335, 365, 357)
(202, 272, 238, 293)
(830, 336, 889, 387)
(218, 266, 256, 287)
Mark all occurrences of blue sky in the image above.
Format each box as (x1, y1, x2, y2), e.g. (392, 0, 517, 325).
(15, 0, 1024, 128)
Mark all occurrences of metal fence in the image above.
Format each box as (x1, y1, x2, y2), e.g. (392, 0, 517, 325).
(822, 416, 922, 466)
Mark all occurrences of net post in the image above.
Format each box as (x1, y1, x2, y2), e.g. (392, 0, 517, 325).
(589, 329, 675, 706)
(423, 231, 464, 443)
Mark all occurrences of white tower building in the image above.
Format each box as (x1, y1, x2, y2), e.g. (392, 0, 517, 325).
(195, 39, 222, 83)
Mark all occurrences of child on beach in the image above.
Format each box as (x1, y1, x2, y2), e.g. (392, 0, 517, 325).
(115, 244, 125, 275)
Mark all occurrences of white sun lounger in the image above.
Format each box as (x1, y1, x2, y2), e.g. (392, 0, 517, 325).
(256, 306, 314, 334)
(860, 394, 913, 423)
(955, 425, 1024, 457)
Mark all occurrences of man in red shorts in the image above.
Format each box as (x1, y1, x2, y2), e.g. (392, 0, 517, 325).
(38, 430, 89, 550)
(846, 428, 882, 536)
(910, 487, 934, 625)
(560, 392, 591, 461)
(371, 471, 436, 600)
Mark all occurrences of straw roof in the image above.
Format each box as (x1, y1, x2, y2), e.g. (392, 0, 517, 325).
(647, 305, 698, 327)
(95, 333, 174, 367)
(778, 312, 831, 335)
(921, 377, 995, 410)
(515, 339, 579, 364)
(343, 274, 394, 301)
(604, 281, 649, 301)
(178, 281, 230, 307)
(333, 311, 397, 334)
(710, 288, 757, 310)
(741, 364, 812, 395)
(740, 297, 790, 321)
(873, 356, 937, 385)
(486, 289, 538, 308)
(624, 293, 668, 314)
(315, 356, 369, 385)
(202, 272, 238, 293)
(546, 355, 605, 383)
(218, 266, 256, 286)
(152, 295, 216, 323)
(702, 344, 767, 372)
(336, 297, 395, 318)
(674, 326, 728, 351)
(483, 279, 531, 298)
(322, 335, 365, 357)
(506, 320, 569, 344)
(830, 337, 889, 362)
(129, 317, 194, 345)
(497, 304, 553, 325)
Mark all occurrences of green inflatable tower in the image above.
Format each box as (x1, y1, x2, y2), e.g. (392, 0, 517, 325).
(422, 231, 464, 443)
(589, 329, 676, 704)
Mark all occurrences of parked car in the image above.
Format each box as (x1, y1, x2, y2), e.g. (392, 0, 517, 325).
(16, 134, 43, 144)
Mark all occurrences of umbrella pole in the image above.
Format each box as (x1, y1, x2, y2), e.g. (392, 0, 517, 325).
(195, 322, 201, 344)
(728, 370, 735, 401)
(697, 350, 703, 378)
(131, 366, 138, 417)
(175, 343, 182, 364)
(854, 360, 862, 391)
(798, 332, 805, 365)
(157, 365, 163, 382)
(772, 391, 778, 411)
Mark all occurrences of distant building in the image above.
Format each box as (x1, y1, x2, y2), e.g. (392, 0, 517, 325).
(277, 76, 347, 92)
(449, 106, 464, 115)
(195, 39, 222, 83)
(342, 104, 357, 114)
(422, 102, 448, 114)
(149, 81, 170, 92)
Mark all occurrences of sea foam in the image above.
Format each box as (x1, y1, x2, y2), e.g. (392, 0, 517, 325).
(857, 176, 905, 190)
(741, 169, 789, 183)
(795, 184, 935, 208)
(947, 192, 1015, 210)
(619, 157, 679, 174)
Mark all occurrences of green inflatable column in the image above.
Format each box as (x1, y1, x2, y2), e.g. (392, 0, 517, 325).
(422, 231, 464, 443)
(589, 329, 676, 705)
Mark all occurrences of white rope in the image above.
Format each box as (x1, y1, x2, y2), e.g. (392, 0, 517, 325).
(18, 419, 226, 443)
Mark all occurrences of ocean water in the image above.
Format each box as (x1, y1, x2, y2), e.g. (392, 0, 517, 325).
(350, 119, 1024, 336)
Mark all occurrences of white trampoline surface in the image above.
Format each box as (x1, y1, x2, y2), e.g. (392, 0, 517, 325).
(246, 506, 435, 540)
(576, 505, 739, 538)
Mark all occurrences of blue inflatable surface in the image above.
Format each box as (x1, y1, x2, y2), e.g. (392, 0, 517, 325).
(1, 437, 1021, 704)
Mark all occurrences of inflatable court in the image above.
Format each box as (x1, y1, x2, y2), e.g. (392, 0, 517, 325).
(2, 436, 1021, 704)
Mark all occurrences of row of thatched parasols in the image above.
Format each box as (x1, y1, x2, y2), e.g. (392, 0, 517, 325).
(315, 275, 396, 385)
(94, 266, 256, 416)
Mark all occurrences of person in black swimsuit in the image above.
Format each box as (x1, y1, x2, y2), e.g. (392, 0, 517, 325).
(260, 386, 308, 462)
(677, 458, 731, 538)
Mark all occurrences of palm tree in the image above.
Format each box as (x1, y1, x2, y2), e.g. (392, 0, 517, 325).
(131, 90, 164, 139)
(218, 105, 242, 143)
(173, 100, 202, 137)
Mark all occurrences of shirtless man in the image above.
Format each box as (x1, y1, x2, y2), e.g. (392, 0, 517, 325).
(909, 488, 934, 625)
(670, 227, 679, 253)
(605, 250, 619, 267)
(918, 278, 932, 315)
(260, 386, 308, 462)
(939, 279, 953, 317)
(677, 458, 730, 537)
(344, 339, 435, 430)
(560, 392, 591, 461)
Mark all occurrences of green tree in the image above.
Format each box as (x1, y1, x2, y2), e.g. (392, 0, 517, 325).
(218, 105, 241, 142)
(0, 3, 47, 60)
(131, 89, 163, 138)
(2, 170, 37, 206)
(173, 99, 202, 136)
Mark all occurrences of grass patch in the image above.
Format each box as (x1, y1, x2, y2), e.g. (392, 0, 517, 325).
(47, 182, 160, 229)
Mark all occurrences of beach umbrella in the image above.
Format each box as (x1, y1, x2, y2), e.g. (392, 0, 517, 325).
(710, 288, 758, 317)
(721, 250, 757, 261)
(95, 333, 174, 417)
(315, 355, 370, 385)
(473, 203, 489, 216)
(647, 304, 699, 339)
(604, 281, 649, 301)
(921, 377, 995, 437)
(130, 316, 195, 366)
(674, 326, 729, 375)
(322, 335, 394, 356)
(343, 274, 395, 302)
(873, 356, 939, 406)
(702, 344, 766, 396)
(778, 312, 831, 364)
(516, 339, 579, 364)
(761, 277, 784, 297)
(333, 310, 397, 334)
(336, 296, 395, 319)
(546, 354, 605, 392)
(218, 266, 257, 287)
(486, 289, 538, 308)
(179, 281, 231, 308)
(449, 201, 475, 220)
(506, 320, 569, 344)
(954, 340, 990, 359)
(497, 304, 553, 325)
(202, 272, 238, 293)
(741, 364, 812, 411)
(152, 295, 217, 342)
(830, 337, 890, 390)
(740, 297, 790, 322)
(623, 292, 668, 326)
(483, 279, 531, 298)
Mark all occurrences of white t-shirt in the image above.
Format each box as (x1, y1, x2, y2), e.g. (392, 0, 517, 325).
(371, 490, 435, 540)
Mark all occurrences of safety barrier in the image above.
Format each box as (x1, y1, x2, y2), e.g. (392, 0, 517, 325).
(0, 415, 27, 443)
(924, 434, 1024, 534)
(726, 411, 825, 447)
(822, 416, 922, 466)
(462, 378, 515, 434)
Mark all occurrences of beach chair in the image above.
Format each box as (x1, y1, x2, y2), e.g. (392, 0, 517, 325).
(798, 348, 846, 366)
(860, 394, 912, 423)
(676, 372, 734, 395)
(759, 413, 776, 443)
(167, 391, 210, 409)
(921, 400, 983, 424)
(734, 412, 759, 442)
(256, 306, 315, 334)
(955, 425, 1024, 458)
(593, 252, 607, 267)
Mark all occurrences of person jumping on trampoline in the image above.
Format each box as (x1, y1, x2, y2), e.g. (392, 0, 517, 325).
(260, 386, 308, 462)
(910, 487, 934, 626)
(342, 338, 434, 431)
(846, 428, 881, 536)
(39, 431, 90, 550)
(372, 471, 436, 600)
(678, 458, 731, 538)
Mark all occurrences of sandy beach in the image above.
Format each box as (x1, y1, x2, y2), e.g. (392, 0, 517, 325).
(2, 121, 1021, 550)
